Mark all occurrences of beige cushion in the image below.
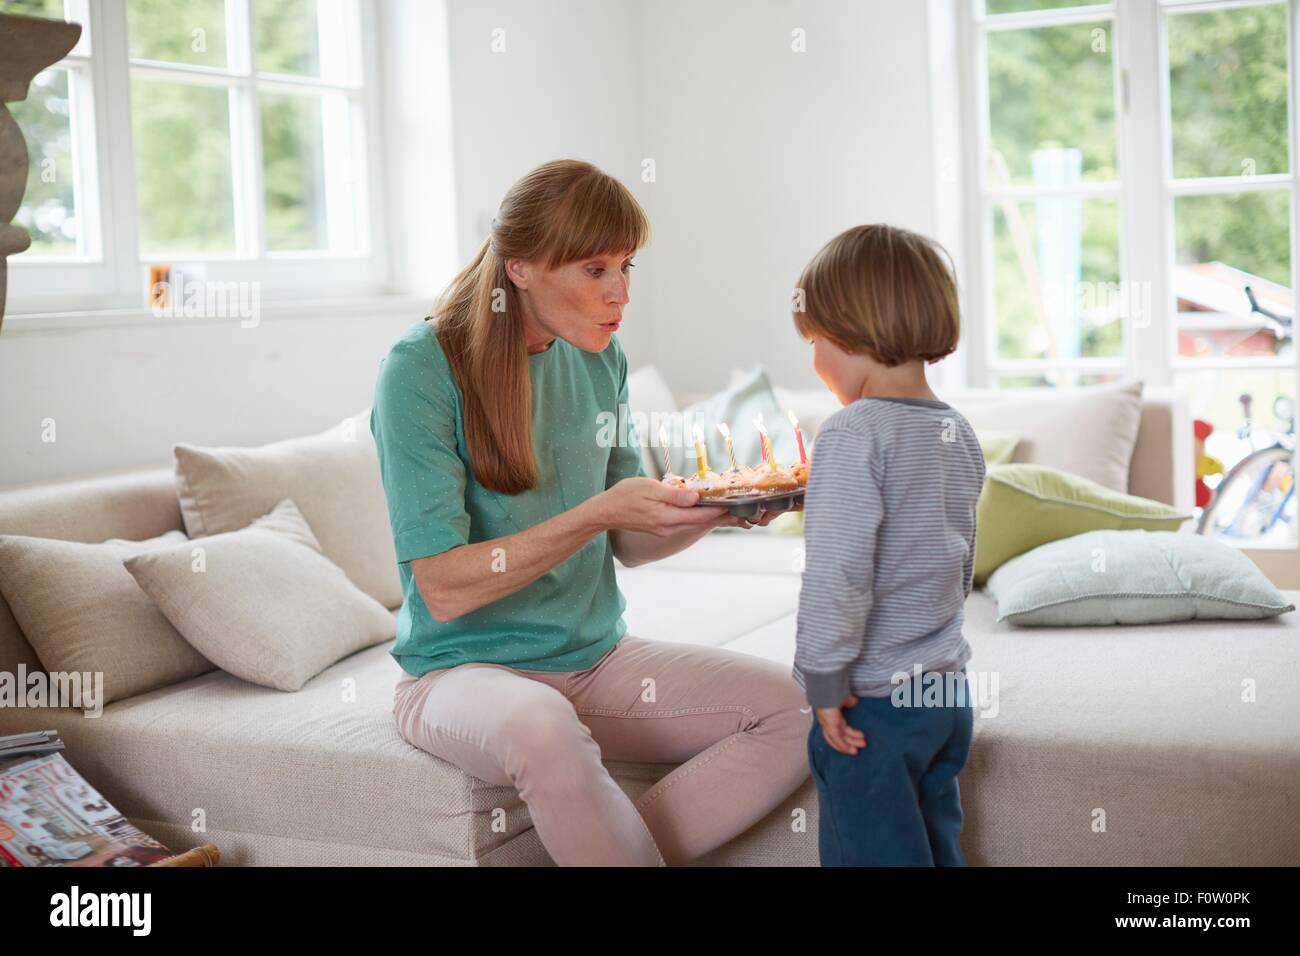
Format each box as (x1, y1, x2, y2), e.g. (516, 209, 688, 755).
(124, 499, 396, 692)
(0, 530, 214, 706)
(957, 380, 1145, 492)
(173, 408, 402, 609)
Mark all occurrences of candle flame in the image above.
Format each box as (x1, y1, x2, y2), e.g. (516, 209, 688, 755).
(658, 424, 669, 446)
(716, 421, 731, 438)
(752, 414, 768, 437)
(787, 408, 799, 427)
(692, 423, 705, 443)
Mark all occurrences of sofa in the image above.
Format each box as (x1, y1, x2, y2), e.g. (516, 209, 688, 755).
(1, 382, 1297, 866)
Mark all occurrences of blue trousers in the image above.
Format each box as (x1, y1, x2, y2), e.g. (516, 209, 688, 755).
(807, 669, 974, 866)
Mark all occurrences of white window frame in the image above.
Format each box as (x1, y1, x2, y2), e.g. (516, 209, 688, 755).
(962, 1, 1130, 387)
(958, 0, 1300, 563)
(7, 0, 389, 314)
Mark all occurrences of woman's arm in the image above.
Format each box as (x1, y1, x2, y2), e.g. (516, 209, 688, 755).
(411, 477, 724, 621)
(411, 495, 607, 623)
(609, 523, 715, 569)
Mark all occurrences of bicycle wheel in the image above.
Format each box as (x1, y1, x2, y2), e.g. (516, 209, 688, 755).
(1197, 445, 1296, 542)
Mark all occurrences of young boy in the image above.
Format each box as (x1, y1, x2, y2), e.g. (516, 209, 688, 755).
(790, 223, 986, 867)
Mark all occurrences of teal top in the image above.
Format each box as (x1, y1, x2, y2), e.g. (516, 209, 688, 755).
(370, 319, 647, 678)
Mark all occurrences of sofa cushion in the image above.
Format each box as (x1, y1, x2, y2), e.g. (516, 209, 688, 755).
(728, 369, 841, 441)
(671, 366, 793, 475)
(957, 379, 1145, 493)
(173, 408, 402, 609)
(0, 529, 215, 706)
(0, 468, 186, 676)
(737, 377, 1145, 493)
(986, 529, 1296, 626)
(975, 463, 1191, 584)
(977, 431, 1020, 466)
(124, 499, 397, 691)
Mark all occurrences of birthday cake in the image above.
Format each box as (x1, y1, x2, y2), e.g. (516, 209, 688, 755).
(662, 462, 807, 498)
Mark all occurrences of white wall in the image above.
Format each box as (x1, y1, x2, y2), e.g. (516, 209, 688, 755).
(1, 0, 958, 486)
(438, 0, 960, 393)
(0, 301, 425, 487)
(441, 0, 651, 361)
(636, 0, 955, 393)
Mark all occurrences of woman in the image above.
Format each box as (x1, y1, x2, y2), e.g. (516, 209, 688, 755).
(371, 159, 810, 866)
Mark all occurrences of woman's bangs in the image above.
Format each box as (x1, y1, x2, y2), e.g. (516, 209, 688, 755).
(543, 179, 649, 269)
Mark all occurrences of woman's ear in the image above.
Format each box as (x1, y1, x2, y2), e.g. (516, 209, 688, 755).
(504, 257, 530, 291)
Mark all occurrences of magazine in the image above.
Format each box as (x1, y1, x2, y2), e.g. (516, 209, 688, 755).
(0, 733, 174, 867)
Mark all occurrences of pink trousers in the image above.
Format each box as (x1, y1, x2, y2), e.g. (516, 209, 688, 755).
(393, 634, 812, 866)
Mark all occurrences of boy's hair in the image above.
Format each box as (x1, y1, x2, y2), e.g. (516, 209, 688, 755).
(792, 223, 960, 366)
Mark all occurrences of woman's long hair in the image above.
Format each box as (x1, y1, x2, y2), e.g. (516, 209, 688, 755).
(432, 159, 650, 495)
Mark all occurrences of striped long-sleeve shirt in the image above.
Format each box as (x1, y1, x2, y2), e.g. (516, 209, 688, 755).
(792, 396, 987, 708)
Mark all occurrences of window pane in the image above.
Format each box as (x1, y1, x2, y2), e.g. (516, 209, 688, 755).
(10, 67, 78, 257)
(261, 92, 328, 251)
(985, 0, 1104, 14)
(1174, 191, 1293, 362)
(0, 0, 66, 18)
(0, 0, 87, 54)
(128, 0, 228, 69)
(994, 371, 1122, 388)
(131, 78, 235, 254)
(993, 196, 1122, 360)
(255, 0, 322, 77)
(1168, 3, 1288, 179)
(986, 20, 1117, 186)
(1175, 367, 1296, 545)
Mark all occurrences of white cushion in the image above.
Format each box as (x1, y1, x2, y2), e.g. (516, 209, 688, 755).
(173, 408, 402, 609)
(945, 380, 1144, 492)
(124, 499, 396, 692)
(0, 529, 214, 706)
(729, 368, 842, 439)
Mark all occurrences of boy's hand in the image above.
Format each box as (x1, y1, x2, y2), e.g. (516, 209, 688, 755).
(816, 694, 867, 755)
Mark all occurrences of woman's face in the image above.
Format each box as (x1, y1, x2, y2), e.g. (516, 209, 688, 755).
(507, 250, 636, 354)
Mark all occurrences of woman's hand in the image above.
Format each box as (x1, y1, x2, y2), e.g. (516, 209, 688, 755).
(712, 495, 804, 529)
(594, 477, 723, 536)
(592, 477, 805, 535)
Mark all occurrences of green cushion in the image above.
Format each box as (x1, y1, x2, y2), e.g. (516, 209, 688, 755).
(987, 529, 1295, 625)
(977, 430, 1020, 465)
(974, 463, 1190, 585)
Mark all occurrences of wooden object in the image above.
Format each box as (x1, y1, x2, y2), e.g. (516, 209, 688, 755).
(0, 10, 81, 331)
(151, 843, 222, 867)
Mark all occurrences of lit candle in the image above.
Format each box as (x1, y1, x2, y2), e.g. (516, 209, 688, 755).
(716, 422, 738, 470)
(753, 414, 778, 470)
(658, 423, 672, 476)
(788, 409, 807, 465)
(692, 423, 710, 477)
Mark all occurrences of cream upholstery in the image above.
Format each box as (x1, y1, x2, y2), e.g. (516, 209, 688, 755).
(1, 389, 1296, 866)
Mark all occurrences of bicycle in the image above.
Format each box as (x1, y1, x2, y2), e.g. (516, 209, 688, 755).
(1195, 286, 1296, 542)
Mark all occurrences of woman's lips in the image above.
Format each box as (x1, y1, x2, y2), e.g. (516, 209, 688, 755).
(599, 320, 621, 330)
